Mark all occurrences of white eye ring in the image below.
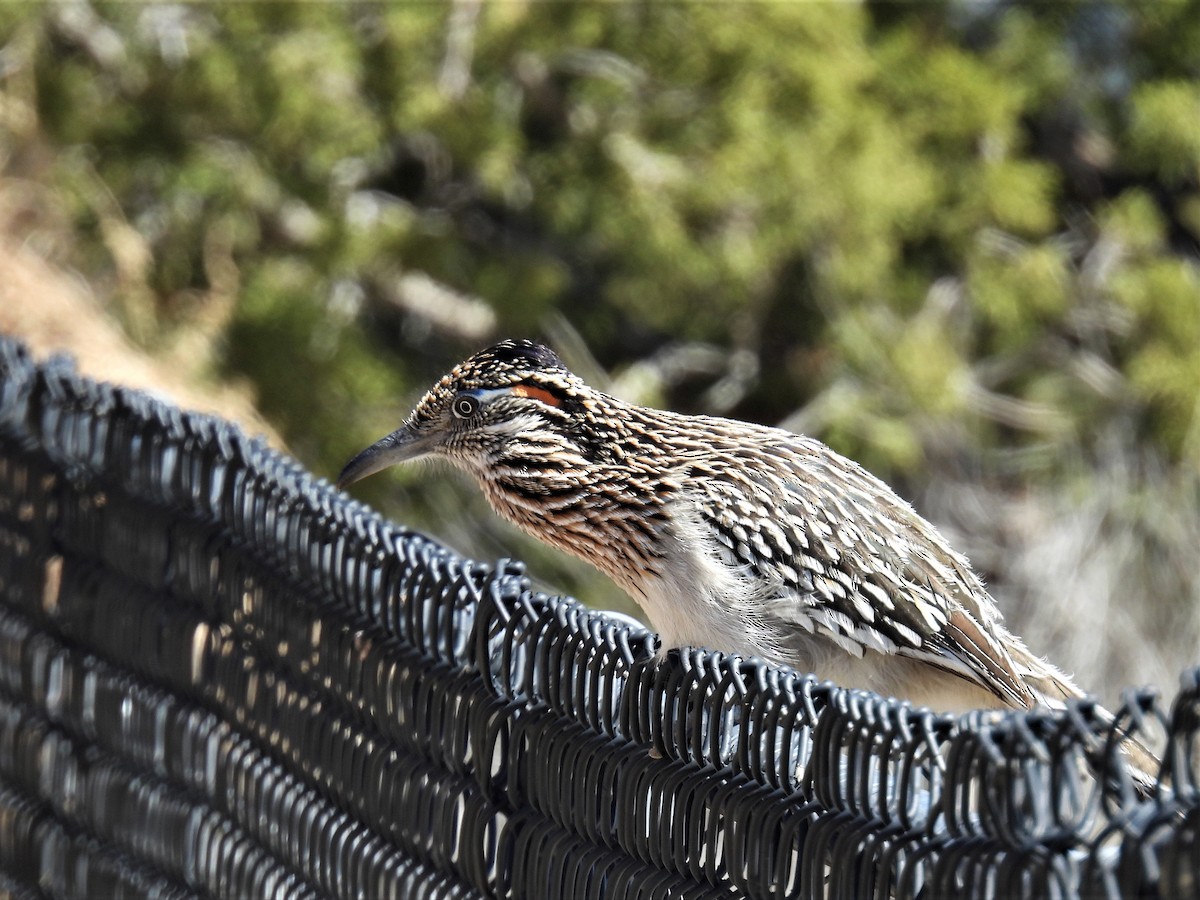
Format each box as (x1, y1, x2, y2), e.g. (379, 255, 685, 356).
(452, 394, 479, 419)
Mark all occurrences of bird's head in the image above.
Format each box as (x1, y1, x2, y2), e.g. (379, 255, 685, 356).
(337, 339, 599, 490)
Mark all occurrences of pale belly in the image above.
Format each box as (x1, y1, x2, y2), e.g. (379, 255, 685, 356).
(634, 551, 1007, 715)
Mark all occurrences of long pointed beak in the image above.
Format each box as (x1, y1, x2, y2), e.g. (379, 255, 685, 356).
(336, 425, 431, 490)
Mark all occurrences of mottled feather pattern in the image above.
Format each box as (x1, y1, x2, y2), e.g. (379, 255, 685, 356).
(391, 341, 1080, 712)
(604, 406, 1050, 710)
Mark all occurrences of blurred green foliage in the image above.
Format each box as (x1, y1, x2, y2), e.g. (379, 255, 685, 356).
(1, 2, 1198, 611)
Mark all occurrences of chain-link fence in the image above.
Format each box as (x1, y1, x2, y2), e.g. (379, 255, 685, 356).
(0, 334, 1195, 899)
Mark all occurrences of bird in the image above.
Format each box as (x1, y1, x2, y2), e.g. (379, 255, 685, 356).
(338, 339, 1159, 781)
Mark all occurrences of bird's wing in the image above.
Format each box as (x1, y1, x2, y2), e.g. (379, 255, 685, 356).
(684, 436, 1035, 708)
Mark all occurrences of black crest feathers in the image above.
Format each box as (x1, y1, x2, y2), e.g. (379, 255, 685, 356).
(480, 339, 565, 372)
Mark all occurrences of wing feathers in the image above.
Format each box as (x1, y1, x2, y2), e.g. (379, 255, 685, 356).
(682, 431, 1058, 710)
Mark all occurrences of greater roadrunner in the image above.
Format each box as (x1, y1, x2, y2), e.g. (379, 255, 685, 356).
(339, 339, 1158, 780)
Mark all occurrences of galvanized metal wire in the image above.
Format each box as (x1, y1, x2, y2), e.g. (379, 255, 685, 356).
(0, 334, 1195, 899)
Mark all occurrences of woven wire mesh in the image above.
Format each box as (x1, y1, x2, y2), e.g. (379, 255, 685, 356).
(0, 333, 1195, 899)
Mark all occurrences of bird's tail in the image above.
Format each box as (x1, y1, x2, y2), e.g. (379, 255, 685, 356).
(1099, 716, 1162, 798)
(1020, 651, 1162, 798)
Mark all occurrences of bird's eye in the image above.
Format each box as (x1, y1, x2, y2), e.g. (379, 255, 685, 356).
(452, 393, 480, 419)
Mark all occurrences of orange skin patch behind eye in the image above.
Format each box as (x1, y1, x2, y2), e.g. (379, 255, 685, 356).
(510, 384, 563, 408)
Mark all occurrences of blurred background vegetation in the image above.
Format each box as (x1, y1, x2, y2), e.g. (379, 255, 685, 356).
(1, 1, 1197, 705)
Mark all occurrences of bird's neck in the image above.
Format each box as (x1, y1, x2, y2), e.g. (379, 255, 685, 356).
(470, 403, 683, 597)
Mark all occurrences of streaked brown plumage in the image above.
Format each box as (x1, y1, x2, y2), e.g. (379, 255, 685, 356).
(339, 339, 1159, 781)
